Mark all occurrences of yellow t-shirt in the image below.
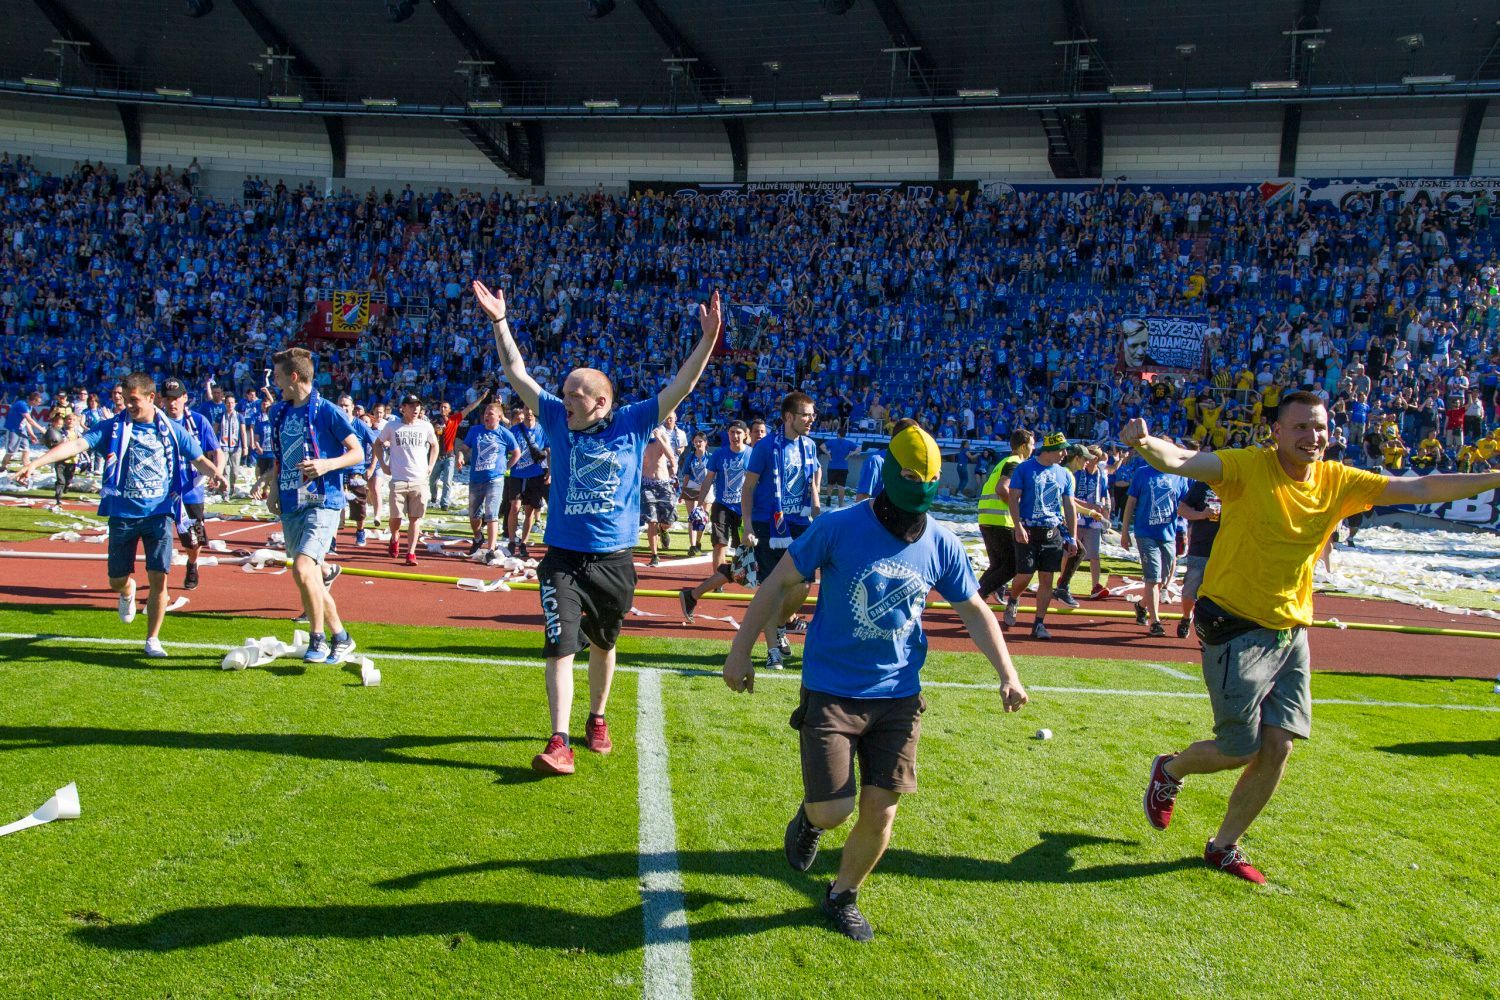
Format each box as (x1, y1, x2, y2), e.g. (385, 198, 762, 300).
(1417, 436, 1443, 458)
(1383, 442, 1407, 470)
(1261, 384, 1282, 407)
(1477, 438, 1498, 460)
(1201, 447, 1389, 629)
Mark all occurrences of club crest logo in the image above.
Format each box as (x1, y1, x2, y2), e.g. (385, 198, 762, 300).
(125, 433, 168, 499)
(566, 437, 623, 514)
(848, 559, 929, 642)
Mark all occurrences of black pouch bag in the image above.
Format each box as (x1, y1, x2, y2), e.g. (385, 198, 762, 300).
(1193, 595, 1263, 646)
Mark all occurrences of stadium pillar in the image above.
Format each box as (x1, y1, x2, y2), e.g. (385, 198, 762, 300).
(117, 104, 140, 166)
(932, 112, 954, 181)
(724, 120, 747, 183)
(523, 122, 546, 186)
(1278, 104, 1302, 176)
(323, 116, 346, 179)
(1455, 99, 1487, 176)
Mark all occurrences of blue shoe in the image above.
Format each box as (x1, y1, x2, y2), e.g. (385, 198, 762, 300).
(328, 634, 356, 665)
(355, 529, 367, 547)
(303, 636, 330, 663)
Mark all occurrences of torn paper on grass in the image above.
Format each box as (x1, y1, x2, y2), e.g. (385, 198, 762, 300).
(221, 630, 311, 670)
(0, 783, 80, 839)
(456, 577, 510, 593)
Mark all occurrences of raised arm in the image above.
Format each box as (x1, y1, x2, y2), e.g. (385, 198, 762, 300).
(1377, 469, 1500, 506)
(1120, 417, 1223, 483)
(472, 280, 542, 414)
(657, 290, 723, 421)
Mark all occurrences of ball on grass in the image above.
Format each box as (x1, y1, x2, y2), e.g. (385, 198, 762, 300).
(1035, 728, 1053, 740)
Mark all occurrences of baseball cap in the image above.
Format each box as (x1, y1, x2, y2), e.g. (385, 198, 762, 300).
(1064, 443, 1092, 462)
(887, 424, 942, 482)
(160, 377, 187, 400)
(1039, 431, 1069, 452)
(400, 393, 422, 406)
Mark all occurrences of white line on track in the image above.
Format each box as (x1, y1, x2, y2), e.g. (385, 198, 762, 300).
(1138, 661, 1198, 682)
(635, 670, 694, 1000)
(2, 632, 1499, 714)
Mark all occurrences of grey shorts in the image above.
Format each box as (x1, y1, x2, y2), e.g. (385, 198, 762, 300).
(1182, 555, 1210, 600)
(4, 430, 28, 452)
(640, 478, 677, 525)
(1202, 627, 1312, 757)
(1138, 538, 1176, 583)
(1076, 524, 1103, 561)
(282, 505, 341, 564)
(468, 479, 503, 523)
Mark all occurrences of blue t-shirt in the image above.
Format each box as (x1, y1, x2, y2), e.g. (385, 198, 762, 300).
(747, 433, 819, 526)
(1009, 457, 1075, 527)
(3, 400, 31, 433)
(680, 450, 709, 489)
(251, 410, 274, 458)
(83, 416, 203, 520)
(856, 451, 886, 497)
(790, 504, 978, 699)
(465, 424, 518, 485)
(1073, 466, 1108, 529)
(824, 437, 859, 471)
(537, 389, 659, 553)
(174, 409, 221, 505)
(509, 420, 548, 479)
(353, 421, 379, 476)
(706, 445, 749, 513)
(1128, 466, 1189, 542)
(270, 396, 359, 514)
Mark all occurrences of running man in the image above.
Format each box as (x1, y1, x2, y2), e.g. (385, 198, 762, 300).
(460, 402, 520, 556)
(701, 420, 750, 569)
(374, 394, 439, 566)
(160, 377, 222, 593)
(1055, 444, 1112, 603)
(339, 394, 379, 547)
(16, 373, 222, 657)
(1003, 431, 1078, 640)
(679, 431, 711, 556)
(503, 400, 549, 558)
(267, 348, 364, 665)
(1131, 391, 1500, 882)
(820, 427, 861, 508)
(640, 424, 679, 567)
(1120, 447, 1189, 637)
(975, 429, 1032, 603)
(1176, 475, 1222, 638)
(723, 423, 1027, 942)
(473, 278, 722, 776)
(1, 390, 44, 470)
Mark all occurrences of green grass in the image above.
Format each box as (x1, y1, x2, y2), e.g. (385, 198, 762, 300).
(1, 604, 1497, 997)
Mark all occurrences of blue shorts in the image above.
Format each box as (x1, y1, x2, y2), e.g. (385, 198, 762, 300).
(107, 515, 174, 578)
(282, 505, 341, 563)
(468, 479, 503, 523)
(1138, 538, 1177, 583)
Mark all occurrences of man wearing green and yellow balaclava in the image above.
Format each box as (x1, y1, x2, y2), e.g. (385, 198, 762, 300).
(723, 423, 1029, 943)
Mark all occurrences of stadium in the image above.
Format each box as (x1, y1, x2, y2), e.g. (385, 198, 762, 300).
(1, 0, 1498, 995)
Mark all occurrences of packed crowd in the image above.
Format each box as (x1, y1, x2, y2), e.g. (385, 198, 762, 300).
(3, 152, 1500, 477)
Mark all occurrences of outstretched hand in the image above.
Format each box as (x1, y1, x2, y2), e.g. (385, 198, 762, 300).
(1121, 417, 1149, 448)
(698, 290, 723, 342)
(472, 280, 507, 322)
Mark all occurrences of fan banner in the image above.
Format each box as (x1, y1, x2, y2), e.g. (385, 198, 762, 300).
(1113, 315, 1210, 376)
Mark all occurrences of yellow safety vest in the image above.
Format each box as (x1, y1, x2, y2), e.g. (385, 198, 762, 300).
(978, 456, 1021, 528)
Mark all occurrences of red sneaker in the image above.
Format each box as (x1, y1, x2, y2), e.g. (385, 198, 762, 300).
(585, 715, 613, 754)
(404, 553, 418, 567)
(531, 734, 576, 775)
(1204, 840, 1266, 884)
(1143, 754, 1182, 830)
(388, 538, 399, 558)
(1088, 585, 1111, 600)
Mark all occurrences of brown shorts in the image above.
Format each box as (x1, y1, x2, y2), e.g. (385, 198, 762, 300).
(790, 686, 926, 802)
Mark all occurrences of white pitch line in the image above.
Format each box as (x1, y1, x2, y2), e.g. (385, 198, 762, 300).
(635, 669, 694, 1000)
(2, 632, 1498, 714)
(1139, 661, 1198, 682)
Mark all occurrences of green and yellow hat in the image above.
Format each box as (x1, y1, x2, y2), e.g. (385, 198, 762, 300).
(881, 424, 943, 513)
(1039, 431, 1069, 453)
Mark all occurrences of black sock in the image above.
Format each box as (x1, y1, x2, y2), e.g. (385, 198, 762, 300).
(588, 712, 604, 723)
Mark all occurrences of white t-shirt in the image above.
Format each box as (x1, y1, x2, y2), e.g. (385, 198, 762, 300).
(377, 417, 438, 483)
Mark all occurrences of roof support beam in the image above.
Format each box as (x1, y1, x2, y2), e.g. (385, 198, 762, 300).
(866, 0, 941, 97)
(1455, 99, 1487, 176)
(323, 116, 346, 179)
(630, 0, 727, 99)
(932, 112, 953, 179)
(228, 0, 328, 89)
(1278, 103, 1301, 176)
(118, 103, 140, 165)
(725, 120, 747, 182)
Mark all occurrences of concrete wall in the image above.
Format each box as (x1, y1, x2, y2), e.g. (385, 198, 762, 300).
(1298, 101, 1464, 176)
(0, 93, 125, 171)
(1102, 106, 1282, 179)
(953, 111, 1052, 180)
(744, 116, 938, 180)
(547, 120, 734, 189)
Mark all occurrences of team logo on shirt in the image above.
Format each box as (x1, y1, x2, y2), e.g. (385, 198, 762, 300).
(124, 433, 167, 500)
(279, 418, 306, 493)
(1031, 472, 1064, 519)
(475, 433, 500, 474)
(566, 437, 623, 514)
(1148, 479, 1179, 525)
(781, 446, 808, 507)
(848, 559, 929, 642)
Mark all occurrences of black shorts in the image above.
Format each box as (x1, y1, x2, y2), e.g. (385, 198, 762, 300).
(504, 475, 548, 510)
(827, 468, 848, 487)
(537, 547, 637, 659)
(1014, 524, 1066, 575)
(751, 519, 809, 581)
(709, 502, 742, 547)
(255, 456, 274, 476)
(180, 502, 208, 548)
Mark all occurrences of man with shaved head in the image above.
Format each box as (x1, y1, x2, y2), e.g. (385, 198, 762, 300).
(474, 279, 723, 776)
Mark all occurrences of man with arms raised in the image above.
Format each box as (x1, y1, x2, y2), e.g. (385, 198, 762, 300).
(268, 348, 365, 665)
(17, 373, 222, 657)
(473, 279, 722, 775)
(1132, 391, 1500, 882)
(724, 423, 1027, 941)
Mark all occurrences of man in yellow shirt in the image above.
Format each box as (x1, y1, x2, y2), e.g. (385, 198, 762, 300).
(1382, 434, 1408, 471)
(1125, 391, 1500, 883)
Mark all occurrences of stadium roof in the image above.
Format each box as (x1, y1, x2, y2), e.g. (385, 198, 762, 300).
(4, 0, 1499, 114)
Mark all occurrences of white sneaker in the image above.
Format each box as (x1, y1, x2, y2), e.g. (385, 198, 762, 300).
(766, 647, 786, 670)
(143, 637, 168, 658)
(118, 580, 137, 624)
(1003, 599, 1018, 629)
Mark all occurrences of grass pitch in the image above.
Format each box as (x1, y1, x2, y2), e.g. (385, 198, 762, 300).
(1, 604, 1498, 999)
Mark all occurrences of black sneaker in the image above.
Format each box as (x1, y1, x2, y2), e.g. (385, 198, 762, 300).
(322, 564, 342, 589)
(783, 804, 824, 872)
(183, 563, 200, 591)
(649, 554, 661, 567)
(291, 612, 310, 624)
(1031, 621, 1053, 640)
(468, 538, 482, 555)
(1148, 621, 1167, 637)
(1177, 618, 1192, 639)
(821, 883, 874, 942)
(1134, 602, 1149, 627)
(775, 626, 791, 658)
(678, 587, 698, 623)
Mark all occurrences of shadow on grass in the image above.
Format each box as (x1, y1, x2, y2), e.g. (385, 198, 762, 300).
(0, 724, 535, 773)
(74, 832, 1196, 953)
(1376, 739, 1500, 758)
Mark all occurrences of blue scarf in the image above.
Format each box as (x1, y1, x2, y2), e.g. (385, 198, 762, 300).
(768, 430, 816, 549)
(271, 388, 326, 508)
(100, 410, 194, 530)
